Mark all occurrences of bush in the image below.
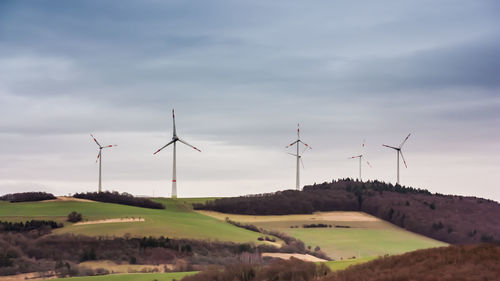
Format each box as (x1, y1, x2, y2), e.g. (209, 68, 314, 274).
(303, 224, 329, 228)
(67, 211, 82, 223)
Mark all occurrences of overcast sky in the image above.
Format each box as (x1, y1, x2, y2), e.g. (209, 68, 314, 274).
(1, 1, 499, 201)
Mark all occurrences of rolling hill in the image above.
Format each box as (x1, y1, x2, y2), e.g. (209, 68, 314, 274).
(0, 189, 480, 281)
(194, 179, 500, 244)
(0, 198, 270, 244)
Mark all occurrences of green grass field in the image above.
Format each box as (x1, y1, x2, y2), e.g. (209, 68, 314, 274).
(324, 256, 376, 271)
(0, 198, 273, 244)
(199, 210, 448, 260)
(57, 271, 197, 281)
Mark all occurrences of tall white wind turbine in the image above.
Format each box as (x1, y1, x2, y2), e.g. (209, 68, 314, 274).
(153, 109, 201, 198)
(90, 134, 117, 193)
(382, 133, 411, 185)
(286, 123, 311, 190)
(348, 140, 372, 182)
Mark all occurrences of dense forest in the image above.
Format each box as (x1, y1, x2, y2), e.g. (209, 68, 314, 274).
(74, 191, 165, 209)
(180, 244, 500, 281)
(194, 179, 500, 244)
(0, 192, 56, 202)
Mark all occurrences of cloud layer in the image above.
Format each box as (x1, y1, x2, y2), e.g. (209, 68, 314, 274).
(1, 0, 499, 200)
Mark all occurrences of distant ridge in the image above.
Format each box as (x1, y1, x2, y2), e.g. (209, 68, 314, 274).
(194, 179, 500, 244)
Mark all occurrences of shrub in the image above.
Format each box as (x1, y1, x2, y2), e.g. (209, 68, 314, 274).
(303, 223, 329, 228)
(67, 211, 82, 223)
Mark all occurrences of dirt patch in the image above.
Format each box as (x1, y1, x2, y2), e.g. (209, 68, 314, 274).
(0, 272, 55, 281)
(315, 212, 379, 222)
(44, 196, 96, 203)
(262, 253, 327, 262)
(79, 260, 172, 273)
(74, 217, 145, 226)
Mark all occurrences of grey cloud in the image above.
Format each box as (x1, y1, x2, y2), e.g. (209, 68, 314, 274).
(0, 0, 499, 200)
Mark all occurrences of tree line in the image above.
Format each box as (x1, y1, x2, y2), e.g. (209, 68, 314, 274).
(73, 191, 165, 209)
(0, 192, 56, 202)
(0, 220, 62, 232)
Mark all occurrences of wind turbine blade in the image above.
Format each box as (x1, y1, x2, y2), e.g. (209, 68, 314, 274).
(382, 144, 399, 150)
(300, 157, 304, 169)
(103, 144, 118, 149)
(366, 160, 372, 167)
(362, 139, 366, 148)
(348, 156, 359, 159)
(95, 152, 100, 163)
(286, 140, 298, 148)
(399, 133, 411, 148)
(178, 138, 201, 152)
(400, 150, 408, 168)
(301, 146, 310, 154)
(153, 140, 175, 155)
(287, 152, 298, 157)
(90, 134, 101, 147)
(299, 140, 311, 149)
(172, 109, 177, 137)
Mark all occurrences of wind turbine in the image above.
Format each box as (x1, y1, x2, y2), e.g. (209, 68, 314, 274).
(382, 133, 411, 185)
(153, 109, 201, 198)
(90, 134, 117, 193)
(348, 140, 372, 182)
(286, 123, 311, 190)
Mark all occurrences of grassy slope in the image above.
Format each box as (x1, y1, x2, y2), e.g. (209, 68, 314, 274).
(57, 271, 197, 281)
(0, 199, 269, 243)
(198, 211, 447, 259)
(324, 256, 376, 271)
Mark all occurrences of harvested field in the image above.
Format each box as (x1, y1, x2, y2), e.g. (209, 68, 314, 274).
(46, 197, 96, 203)
(0, 272, 55, 281)
(79, 260, 172, 273)
(262, 253, 327, 262)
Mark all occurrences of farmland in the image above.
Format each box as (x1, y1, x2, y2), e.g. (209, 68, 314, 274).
(198, 210, 447, 259)
(0, 198, 447, 260)
(0, 198, 273, 244)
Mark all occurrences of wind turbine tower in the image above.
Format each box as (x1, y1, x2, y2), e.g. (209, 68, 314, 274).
(349, 140, 371, 181)
(90, 134, 117, 193)
(154, 109, 201, 198)
(382, 133, 411, 185)
(286, 123, 311, 190)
